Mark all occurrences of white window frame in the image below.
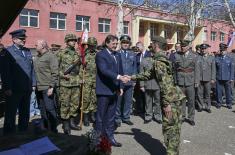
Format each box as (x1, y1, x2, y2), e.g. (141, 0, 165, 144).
(150, 23, 157, 38)
(76, 15, 90, 32)
(220, 32, 225, 42)
(211, 31, 216, 41)
(50, 12, 66, 30)
(123, 21, 129, 35)
(98, 18, 111, 33)
(19, 9, 39, 28)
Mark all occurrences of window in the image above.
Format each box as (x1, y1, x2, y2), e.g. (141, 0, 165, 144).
(123, 21, 129, 34)
(150, 23, 157, 38)
(211, 31, 216, 41)
(220, 32, 225, 42)
(19, 9, 39, 27)
(76, 15, 90, 31)
(50, 12, 66, 30)
(164, 30, 168, 39)
(98, 18, 111, 33)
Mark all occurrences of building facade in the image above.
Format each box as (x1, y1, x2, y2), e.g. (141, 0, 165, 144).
(1, 0, 234, 52)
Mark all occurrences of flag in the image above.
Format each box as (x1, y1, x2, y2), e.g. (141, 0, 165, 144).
(79, 27, 89, 65)
(227, 31, 235, 47)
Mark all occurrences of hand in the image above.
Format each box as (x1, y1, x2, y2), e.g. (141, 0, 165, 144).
(230, 80, 234, 83)
(32, 87, 36, 91)
(47, 88, 53, 96)
(140, 87, 145, 92)
(120, 75, 130, 84)
(211, 80, 215, 84)
(163, 104, 173, 120)
(119, 89, 123, 96)
(63, 74, 70, 80)
(4, 89, 12, 96)
(194, 83, 199, 88)
(80, 79, 85, 84)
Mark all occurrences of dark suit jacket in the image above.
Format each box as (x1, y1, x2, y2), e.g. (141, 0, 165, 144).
(1, 44, 36, 92)
(96, 48, 123, 96)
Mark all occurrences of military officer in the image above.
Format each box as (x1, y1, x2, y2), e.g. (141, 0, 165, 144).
(139, 36, 164, 124)
(215, 43, 234, 109)
(1, 29, 36, 135)
(115, 35, 137, 126)
(57, 34, 81, 134)
(130, 36, 186, 155)
(173, 40, 199, 126)
(81, 37, 98, 126)
(197, 44, 216, 113)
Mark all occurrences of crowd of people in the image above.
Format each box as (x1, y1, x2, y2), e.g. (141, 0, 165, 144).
(0, 28, 234, 155)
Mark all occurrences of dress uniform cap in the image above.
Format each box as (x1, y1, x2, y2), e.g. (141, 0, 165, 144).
(87, 37, 98, 46)
(64, 33, 77, 42)
(151, 36, 167, 44)
(180, 40, 190, 47)
(219, 43, 228, 49)
(200, 44, 211, 49)
(9, 29, 27, 38)
(120, 35, 131, 43)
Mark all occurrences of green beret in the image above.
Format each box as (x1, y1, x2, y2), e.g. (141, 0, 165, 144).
(151, 36, 167, 44)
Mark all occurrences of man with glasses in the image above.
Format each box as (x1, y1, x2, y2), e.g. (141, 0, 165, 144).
(1, 29, 36, 135)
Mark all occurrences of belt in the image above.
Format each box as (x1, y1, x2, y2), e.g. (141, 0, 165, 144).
(177, 68, 193, 73)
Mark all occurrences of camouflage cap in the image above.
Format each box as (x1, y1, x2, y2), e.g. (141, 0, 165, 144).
(180, 40, 191, 47)
(200, 44, 211, 49)
(51, 44, 61, 48)
(151, 36, 167, 44)
(120, 35, 131, 43)
(87, 37, 98, 46)
(64, 33, 77, 43)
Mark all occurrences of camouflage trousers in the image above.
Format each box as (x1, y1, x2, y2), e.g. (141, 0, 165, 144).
(59, 86, 80, 119)
(82, 84, 97, 114)
(162, 101, 182, 155)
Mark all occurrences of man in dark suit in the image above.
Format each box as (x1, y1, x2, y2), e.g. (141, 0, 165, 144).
(95, 34, 128, 147)
(1, 29, 36, 135)
(115, 35, 137, 126)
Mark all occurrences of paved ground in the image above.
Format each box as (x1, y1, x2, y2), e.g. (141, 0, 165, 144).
(0, 105, 234, 155)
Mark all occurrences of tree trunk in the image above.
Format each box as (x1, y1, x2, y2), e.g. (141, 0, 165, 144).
(224, 0, 235, 28)
(117, 0, 124, 38)
(187, 0, 196, 42)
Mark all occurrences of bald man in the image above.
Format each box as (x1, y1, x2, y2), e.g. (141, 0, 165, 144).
(34, 40, 59, 133)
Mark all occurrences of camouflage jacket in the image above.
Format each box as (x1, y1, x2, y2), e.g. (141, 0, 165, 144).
(132, 53, 186, 107)
(83, 51, 96, 86)
(58, 46, 81, 87)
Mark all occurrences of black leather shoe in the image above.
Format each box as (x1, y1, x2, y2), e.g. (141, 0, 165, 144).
(115, 122, 121, 127)
(70, 118, 82, 130)
(197, 108, 202, 112)
(62, 120, 71, 135)
(205, 109, 211, 113)
(122, 120, 134, 125)
(216, 105, 221, 109)
(153, 118, 162, 124)
(109, 138, 122, 147)
(188, 120, 195, 126)
(83, 113, 90, 127)
(181, 118, 186, 123)
(227, 106, 232, 109)
(144, 119, 152, 124)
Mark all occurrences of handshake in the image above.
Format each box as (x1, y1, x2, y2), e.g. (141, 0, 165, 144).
(119, 75, 132, 83)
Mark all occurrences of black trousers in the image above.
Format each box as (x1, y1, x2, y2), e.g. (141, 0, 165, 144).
(36, 90, 58, 132)
(3, 91, 31, 135)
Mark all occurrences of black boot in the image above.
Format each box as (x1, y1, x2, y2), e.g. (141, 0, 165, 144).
(90, 112, 96, 123)
(70, 117, 81, 130)
(62, 120, 71, 135)
(83, 113, 90, 126)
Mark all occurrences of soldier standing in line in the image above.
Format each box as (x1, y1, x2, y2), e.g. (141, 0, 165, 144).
(57, 34, 82, 134)
(215, 43, 234, 109)
(130, 36, 186, 155)
(172, 40, 199, 126)
(197, 44, 216, 113)
(228, 49, 235, 105)
(81, 37, 98, 126)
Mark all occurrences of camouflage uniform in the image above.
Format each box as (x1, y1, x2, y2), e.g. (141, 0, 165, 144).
(81, 37, 98, 126)
(58, 34, 81, 120)
(132, 53, 186, 155)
